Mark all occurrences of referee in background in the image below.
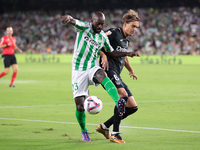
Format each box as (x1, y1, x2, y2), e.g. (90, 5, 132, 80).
(0, 27, 22, 87)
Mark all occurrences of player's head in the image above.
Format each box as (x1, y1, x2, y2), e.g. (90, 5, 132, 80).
(6, 27, 13, 37)
(122, 9, 140, 37)
(91, 11, 105, 33)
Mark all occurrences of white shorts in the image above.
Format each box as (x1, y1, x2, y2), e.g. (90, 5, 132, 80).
(72, 66, 102, 99)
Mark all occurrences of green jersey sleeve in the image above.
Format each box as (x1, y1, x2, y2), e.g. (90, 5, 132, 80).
(74, 19, 90, 32)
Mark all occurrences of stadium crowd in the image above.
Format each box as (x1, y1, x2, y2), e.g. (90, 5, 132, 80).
(0, 7, 200, 55)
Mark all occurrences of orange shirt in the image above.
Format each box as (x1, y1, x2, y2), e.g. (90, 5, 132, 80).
(0, 35, 16, 55)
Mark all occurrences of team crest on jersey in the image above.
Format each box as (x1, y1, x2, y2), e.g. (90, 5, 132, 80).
(106, 31, 112, 35)
(98, 38, 102, 42)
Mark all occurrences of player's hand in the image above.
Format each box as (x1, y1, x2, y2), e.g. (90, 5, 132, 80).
(62, 15, 72, 24)
(19, 50, 23, 53)
(126, 52, 140, 58)
(7, 42, 12, 46)
(129, 71, 137, 80)
(101, 56, 109, 71)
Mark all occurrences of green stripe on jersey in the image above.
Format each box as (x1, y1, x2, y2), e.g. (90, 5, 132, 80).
(75, 40, 87, 70)
(82, 44, 94, 71)
(72, 20, 113, 71)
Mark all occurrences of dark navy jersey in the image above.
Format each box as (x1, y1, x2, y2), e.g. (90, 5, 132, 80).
(101, 28, 129, 75)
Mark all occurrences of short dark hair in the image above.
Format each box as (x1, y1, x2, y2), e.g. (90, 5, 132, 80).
(123, 9, 140, 23)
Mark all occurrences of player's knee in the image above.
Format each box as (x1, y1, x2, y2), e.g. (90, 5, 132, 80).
(75, 97, 85, 112)
(13, 69, 18, 72)
(96, 70, 107, 83)
(76, 104, 84, 112)
(4, 70, 9, 74)
(117, 88, 128, 98)
(121, 106, 138, 120)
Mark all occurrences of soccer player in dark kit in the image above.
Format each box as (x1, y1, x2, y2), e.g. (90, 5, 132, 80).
(96, 9, 140, 143)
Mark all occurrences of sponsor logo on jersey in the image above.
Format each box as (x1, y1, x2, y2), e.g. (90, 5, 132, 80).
(84, 36, 101, 49)
(116, 46, 127, 52)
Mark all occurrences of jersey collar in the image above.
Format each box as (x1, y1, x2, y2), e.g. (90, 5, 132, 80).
(119, 28, 129, 42)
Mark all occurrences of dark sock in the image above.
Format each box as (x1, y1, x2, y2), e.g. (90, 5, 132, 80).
(104, 115, 114, 128)
(113, 106, 122, 132)
(121, 96, 128, 102)
(121, 106, 138, 120)
(103, 96, 128, 128)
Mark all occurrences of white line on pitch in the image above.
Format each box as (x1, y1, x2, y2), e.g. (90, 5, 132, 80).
(0, 117, 199, 134)
(0, 99, 199, 109)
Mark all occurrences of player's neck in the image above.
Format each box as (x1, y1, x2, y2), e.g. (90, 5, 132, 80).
(122, 28, 129, 38)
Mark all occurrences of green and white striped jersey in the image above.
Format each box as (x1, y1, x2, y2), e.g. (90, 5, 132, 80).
(72, 19, 114, 71)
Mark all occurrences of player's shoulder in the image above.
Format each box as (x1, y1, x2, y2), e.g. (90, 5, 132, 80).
(75, 19, 90, 26)
(105, 28, 121, 36)
(1, 35, 7, 39)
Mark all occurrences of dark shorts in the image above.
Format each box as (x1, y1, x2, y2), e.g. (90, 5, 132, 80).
(2, 55, 17, 68)
(106, 69, 133, 97)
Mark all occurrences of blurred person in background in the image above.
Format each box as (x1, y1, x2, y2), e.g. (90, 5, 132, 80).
(0, 27, 22, 87)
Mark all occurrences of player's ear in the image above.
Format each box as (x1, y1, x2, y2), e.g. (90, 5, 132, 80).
(123, 22, 127, 28)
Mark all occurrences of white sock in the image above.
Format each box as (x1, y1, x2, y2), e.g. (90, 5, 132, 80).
(111, 131, 119, 135)
(101, 123, 109, 130)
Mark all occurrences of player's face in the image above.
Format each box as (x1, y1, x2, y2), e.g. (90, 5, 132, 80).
(92, 19, 105, 33)
(6, 27, 13, 36)
(123, 21, 139, 37)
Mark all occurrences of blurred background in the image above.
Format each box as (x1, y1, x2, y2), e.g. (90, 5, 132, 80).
(0, 0, 200, 55)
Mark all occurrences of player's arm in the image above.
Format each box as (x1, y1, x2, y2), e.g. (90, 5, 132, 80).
(108, 50, 140, 58)
(61, 14, 76, 25)
(125, 56, 137, 80)
(14, 45, 22, 53)
(99, 51, 109, 71)
(103, 33, 140, 58)
(0, 37, 11, 49)
(0, 43, 10, 49)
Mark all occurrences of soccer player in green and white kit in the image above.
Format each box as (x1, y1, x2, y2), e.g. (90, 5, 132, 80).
(61, 11, 139, 141)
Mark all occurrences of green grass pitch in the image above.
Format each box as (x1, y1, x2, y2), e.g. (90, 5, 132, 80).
(0, 54, 200, 150)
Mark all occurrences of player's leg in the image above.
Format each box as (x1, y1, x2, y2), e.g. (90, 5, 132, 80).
(93, 69, 126, 113)
(10, 64, 18, 87)
(72, 70, 90, 141)
(9, 55, 18, 87)
(121, 83, 138, 120)
(96, 70, 126, 142)
(94, 70, 120, 104)
(0, 68, 9, 78)
(0, 55, 10, 78)
(74, 96, 90, 141)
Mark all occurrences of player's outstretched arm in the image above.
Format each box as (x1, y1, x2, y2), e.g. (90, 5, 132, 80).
(61, 14, 76, 25)
(107, 50, 140, 58)
(125, 56, 137, 80)
(14, 45, 22, 53)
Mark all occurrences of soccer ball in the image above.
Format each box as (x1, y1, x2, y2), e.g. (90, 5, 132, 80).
(84, 96, 103, 114)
